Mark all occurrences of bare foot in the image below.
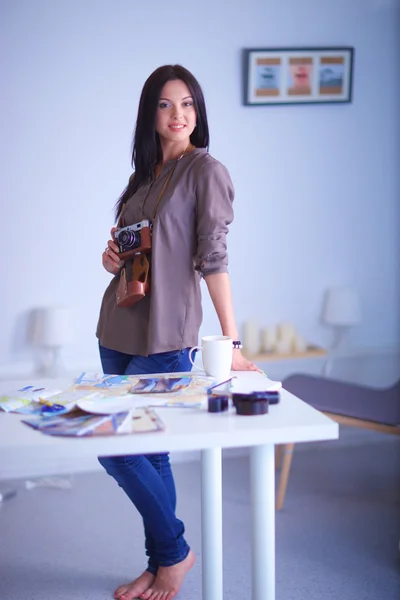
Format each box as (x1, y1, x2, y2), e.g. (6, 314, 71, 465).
(114, 570, 155, 600)
(140, 550, 195, 600)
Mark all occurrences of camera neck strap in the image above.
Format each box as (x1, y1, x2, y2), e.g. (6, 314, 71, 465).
(151, 161, 177, 221)
(151, 143, 194, 220)
(117, 144, 192, 228)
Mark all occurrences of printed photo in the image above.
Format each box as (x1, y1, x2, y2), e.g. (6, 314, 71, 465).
(129, 377, 192, 394)
(287, 57, 313, 96)
(319, 56, 345, 95)
(255, 58, 281, 97)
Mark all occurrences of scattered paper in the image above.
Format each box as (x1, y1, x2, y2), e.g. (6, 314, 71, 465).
(0, 386, 62, 413)
(21, 407, 165, 437)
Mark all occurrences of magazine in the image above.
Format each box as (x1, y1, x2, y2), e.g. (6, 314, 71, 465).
(21, 407, 165, 437)
(129, 376, 192, 394)
(74, 372, 214, 398)
(0, 388, 101, 416)
(130, 375, 214, 408)
(74, 372, 132, 393)
(0, 386, 62, 413)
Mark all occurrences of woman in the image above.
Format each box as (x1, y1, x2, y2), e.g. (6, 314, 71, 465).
(96, 64, 259, 600)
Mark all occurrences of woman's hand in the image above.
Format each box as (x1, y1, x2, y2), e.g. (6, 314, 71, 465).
(231, 349, 263, 373)
(102, 227, 125, 275)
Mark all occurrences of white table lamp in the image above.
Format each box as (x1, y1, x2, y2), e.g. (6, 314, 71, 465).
(322, 287, 361, 328)
(321, 287, 361, 375)
(29, 307, 75, 376)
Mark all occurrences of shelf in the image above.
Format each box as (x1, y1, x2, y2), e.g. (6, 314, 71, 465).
(243, 347, 327, 362)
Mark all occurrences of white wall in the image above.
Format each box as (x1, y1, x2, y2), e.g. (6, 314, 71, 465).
(1, 0, 399, 373)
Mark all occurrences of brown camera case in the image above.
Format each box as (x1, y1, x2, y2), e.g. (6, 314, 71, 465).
(116, 253, 151, 308)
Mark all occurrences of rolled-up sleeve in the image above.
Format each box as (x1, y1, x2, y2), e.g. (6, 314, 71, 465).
(194, 161, 234, 276)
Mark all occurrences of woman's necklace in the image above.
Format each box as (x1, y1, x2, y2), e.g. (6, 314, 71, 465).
(144, 143, 195, 214)
(176, 142, 194, 161)
(155, 143, 194, 178)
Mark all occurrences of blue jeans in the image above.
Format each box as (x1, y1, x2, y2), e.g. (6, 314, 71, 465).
(98, 344, 193, 574)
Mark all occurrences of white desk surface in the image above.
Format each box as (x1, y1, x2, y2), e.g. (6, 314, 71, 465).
(0, 371, 338, 480)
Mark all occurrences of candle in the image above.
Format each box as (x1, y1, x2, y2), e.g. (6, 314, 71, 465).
(276, 322, 296, 345)
(275, 337, 293, 354)
(242, 320, 260, 355)
(293, 334, 307, 352)
(261, 326, 277, 353)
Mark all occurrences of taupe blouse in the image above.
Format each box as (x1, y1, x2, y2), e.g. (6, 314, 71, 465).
(96, 148, 234, 356)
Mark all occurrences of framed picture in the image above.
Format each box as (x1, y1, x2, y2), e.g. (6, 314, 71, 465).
(243, 47, 354, 106)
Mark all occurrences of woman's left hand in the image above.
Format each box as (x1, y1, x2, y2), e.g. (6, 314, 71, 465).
(231, 350, 263, 373)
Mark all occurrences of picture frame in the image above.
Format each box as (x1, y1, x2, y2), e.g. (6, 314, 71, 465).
(243, 47, 354, 106)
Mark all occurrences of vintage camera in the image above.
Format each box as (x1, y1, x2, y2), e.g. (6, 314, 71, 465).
(114, 219, 152, 260)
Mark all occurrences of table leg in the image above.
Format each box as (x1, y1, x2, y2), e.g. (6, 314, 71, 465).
(250, 443, 275, 600)
(276, 443, 294, 510)
(201, 447, 223, 600)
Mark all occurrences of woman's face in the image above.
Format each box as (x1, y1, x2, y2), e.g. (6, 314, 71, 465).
(155, 79, 197, 148)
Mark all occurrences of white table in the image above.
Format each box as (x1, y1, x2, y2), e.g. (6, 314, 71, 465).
(0, 371, 338, 600)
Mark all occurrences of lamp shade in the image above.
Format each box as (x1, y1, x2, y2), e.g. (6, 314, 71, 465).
(29, 307, 75, 347)
(322, 287, 362, 326)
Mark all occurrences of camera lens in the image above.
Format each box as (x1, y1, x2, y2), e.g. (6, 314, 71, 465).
(118, 229, 137, 250)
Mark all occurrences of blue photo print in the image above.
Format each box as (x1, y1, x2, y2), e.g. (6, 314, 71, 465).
(319, 57, 345, 95)
(256, 64, 280, 92)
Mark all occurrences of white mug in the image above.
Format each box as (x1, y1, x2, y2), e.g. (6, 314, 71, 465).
(189, 335, 233, 382)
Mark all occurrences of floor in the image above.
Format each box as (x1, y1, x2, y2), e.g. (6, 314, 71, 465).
(0, 428, 399, 600)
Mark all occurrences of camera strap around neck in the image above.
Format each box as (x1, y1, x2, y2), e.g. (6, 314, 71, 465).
(117, 153, 185, 228)
(151, 161, 178, 221)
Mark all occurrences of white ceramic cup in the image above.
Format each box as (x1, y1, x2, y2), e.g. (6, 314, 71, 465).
(188, 335, 233, 382)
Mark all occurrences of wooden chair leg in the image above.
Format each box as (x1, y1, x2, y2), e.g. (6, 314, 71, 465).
(276, 443, 295, 510)
(275, 444, 283, 470)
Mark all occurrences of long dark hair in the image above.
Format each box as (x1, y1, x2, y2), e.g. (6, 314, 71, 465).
(115, 64, 210, 220)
